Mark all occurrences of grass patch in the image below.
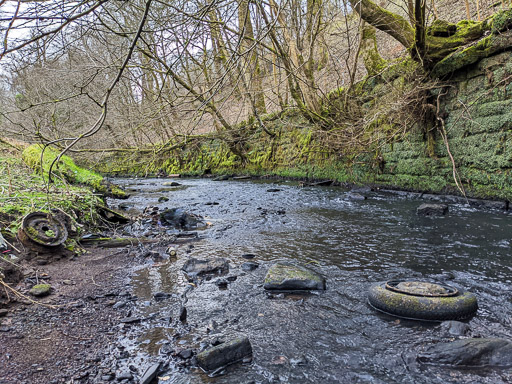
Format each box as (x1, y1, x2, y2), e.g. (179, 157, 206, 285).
(0, 141, 104, 237)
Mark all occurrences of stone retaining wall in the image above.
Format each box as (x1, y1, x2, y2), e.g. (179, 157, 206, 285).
(377, 51, 512, 200)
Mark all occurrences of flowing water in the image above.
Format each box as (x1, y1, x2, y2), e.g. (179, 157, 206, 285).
(109, 178, 512, 384)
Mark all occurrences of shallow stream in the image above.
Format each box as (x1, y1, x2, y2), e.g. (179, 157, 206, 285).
(110, 178, 512, 384)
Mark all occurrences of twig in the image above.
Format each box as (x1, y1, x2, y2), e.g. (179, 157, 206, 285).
(60, 330, 92, 341)
(3, 238, 21, 254)
(436, 91, 468, 203)
(90, 276, 100, 287)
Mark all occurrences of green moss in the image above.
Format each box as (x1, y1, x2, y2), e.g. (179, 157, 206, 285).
(427, 19, 457, 37)
(373, 284, 477, 314)
(29, 284, 52, 297)
(22, 144, 126, 198)
(361, 25, 388, 76)
(426, 19, 488, 64)
(0, 144, 104, 237)
(431, 12, 512, 77)
(81, 24, 512, 202)
(492, 9, 512, 34)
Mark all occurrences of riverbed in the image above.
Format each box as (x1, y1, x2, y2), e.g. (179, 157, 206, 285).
(110, 178, 512, 384)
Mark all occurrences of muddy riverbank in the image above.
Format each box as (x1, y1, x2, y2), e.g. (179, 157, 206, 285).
(0, 245, 144, 384)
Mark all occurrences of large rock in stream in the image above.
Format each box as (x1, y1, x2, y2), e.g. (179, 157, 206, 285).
(197, 337, 252, 371)
(182, 258, 229, 277)
(416, 203, 449, 216)
(160, 208, 206, 230)
(264, 262, 326, 290)
(417, 338, 512, 367)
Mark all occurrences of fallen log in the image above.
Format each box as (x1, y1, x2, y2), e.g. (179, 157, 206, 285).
(79, 236, 158, 248)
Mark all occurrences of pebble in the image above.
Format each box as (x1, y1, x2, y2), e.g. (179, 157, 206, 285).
(241, 262, 259, 271)
(139, 363, 161, 384)
(177, 349, 193, 359)
(119, 317, 142, 324)
(112, 301, 126, 309)
(214, 280, 228, 289)
(29, 284, 52, 297)
(154, 292, 171, 300)
(116, 371, 133, 380)
(0, 309, 8, 317)
(179, 306, 187, 323)
(159, 344, 174, 355)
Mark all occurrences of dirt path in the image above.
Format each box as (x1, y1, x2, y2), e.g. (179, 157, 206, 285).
(0, 245, 145, 384)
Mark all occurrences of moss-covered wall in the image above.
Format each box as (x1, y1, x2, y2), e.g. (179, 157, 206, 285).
(378, 50, 512, 199)
(90, 49, 512, 201)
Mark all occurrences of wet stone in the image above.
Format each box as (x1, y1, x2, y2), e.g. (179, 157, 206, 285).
(157, 196, 169, 203)
(182, 258, 229, 277)
(154, 292, 171, 300)
(159, 344, 174, 355)
(0, 309, 8, 317)
(160, 208, 206, 230)
(177, 349, 193, 359)
(347, 192, 367, 200)
(214, 279, 229, 289)
(416, 203, 449, 216)
(119, 317, 142, 324)
(29, 284, 52, 297)
(290, 355, 308, 367)
(266, 188, 281, 193)
(440, 321, 471, 336)
(179, 306, 187, 322)
(197, 337, 252, 372)
(162, 181, 181, 186)
(241, 254, 256, 260)
(139, 363, 160, 384)
(116, 371, 133, 380)
(417, 338, 512, 367)
(264, 262, 326, 290)
(241, 262, 259, 272)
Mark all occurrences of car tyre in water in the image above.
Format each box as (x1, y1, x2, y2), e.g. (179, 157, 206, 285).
(368, 280, 478, 321)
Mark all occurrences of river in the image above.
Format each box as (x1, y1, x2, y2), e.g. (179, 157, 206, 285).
(108, 178, 512, 384)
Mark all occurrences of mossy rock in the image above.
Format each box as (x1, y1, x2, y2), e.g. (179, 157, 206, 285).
(30, 284, 52, 297)
(427, 19, 457, 37)
(492, 9, 512, 34)
(22, 144, 126, 199)
(264, 262, 326, 290)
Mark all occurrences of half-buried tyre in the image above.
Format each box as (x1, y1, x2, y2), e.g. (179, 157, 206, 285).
(368, 280, 478, 321)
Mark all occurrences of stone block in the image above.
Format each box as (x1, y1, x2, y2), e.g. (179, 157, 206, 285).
(197, 337, 252, 371)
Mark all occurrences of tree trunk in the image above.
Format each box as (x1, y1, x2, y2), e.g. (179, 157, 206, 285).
(348, 0, 414, 48)
(238, 0, 266, 115)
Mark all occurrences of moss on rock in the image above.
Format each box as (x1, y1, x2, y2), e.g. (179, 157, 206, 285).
(264, 262, 326, 290)
(29, 284, 52, 297)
